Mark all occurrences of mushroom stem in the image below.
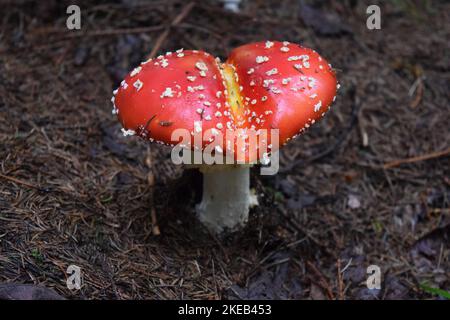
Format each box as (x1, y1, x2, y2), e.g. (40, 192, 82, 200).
(196, 165, 257, 234)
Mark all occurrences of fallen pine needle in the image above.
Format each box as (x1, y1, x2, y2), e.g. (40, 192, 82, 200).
(0, 173, 39, 189)
(145, 147, 161, 236)
(383, 147, 450, 169)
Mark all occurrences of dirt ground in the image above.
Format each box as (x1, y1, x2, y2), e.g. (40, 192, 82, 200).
(0, 0, 449, 300)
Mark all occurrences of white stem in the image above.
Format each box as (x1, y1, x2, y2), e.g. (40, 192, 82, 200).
(196, 165, 257, 234)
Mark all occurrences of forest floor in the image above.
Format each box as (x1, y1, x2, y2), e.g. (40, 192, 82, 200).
(0, 0, 449, 299)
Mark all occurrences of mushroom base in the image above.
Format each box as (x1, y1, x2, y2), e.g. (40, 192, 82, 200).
(196, 165, 257, 234)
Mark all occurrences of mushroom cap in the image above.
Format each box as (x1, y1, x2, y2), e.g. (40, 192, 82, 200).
(226, 41, 337, 147)
(114, 50, 229, 147)
(113, 41, 338, 162)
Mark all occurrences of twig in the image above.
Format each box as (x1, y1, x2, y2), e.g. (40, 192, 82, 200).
(383, 147, 450, 169)
(34, 26, 165, 39)
(337, 259, 344, 300)
(145, 147, 160, 236)
(147, 2, 196, 59)
(306, 261, 335, 300)
(357, 105, 369, 147)
(0, 173, 39, 190)
(409, 76, 424, 108)
(340, 258, 352, 274)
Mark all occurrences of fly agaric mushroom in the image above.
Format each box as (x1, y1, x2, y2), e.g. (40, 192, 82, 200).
(112, 41, 338, 234)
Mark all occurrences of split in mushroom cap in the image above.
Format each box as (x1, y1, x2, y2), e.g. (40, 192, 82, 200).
(113, 41, 338, 162)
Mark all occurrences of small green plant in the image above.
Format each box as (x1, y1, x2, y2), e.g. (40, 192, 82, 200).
(420, 283, 450, 299)
(101, 195, 113, 203)
(372, 220, 383, 234)
(274, 191, 285, 203)
(31, 248, 43, 264)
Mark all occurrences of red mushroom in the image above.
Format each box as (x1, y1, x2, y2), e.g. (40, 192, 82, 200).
(112, 41, 338, 233)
